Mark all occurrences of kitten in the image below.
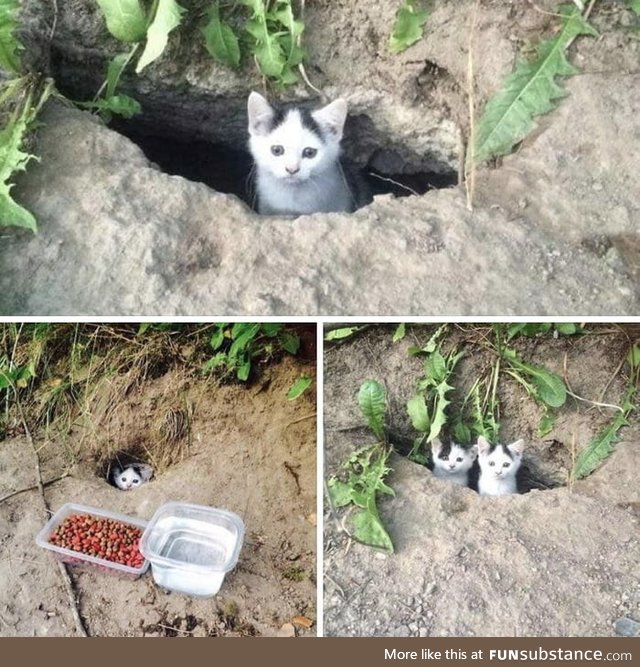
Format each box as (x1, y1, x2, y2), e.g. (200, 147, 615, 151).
(476, 435, 525, 496)
(247, 91, 363, 216)
(108, 463, 153, 491)
(431, 439, 478, 487)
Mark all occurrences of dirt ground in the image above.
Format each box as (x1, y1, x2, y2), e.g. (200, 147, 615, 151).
(323, 324, 640, 637)
(0, 355, 317, 637)
(0, 1, 637, 315)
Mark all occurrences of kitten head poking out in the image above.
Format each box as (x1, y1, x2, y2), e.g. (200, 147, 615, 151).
(431, 439, 478, 487)
(247, 92, 355, 216)
(108, 463, 153, 491)
(476, 435, 524, 496)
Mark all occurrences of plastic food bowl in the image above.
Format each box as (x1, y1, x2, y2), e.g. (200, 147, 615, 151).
(139, 502, 245, 597)
(35, 502, 150, 578)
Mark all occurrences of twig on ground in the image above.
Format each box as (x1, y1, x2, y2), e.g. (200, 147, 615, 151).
(465, 0, 481, 210)
(16, 398, 88, 637)
(367, 172, 420, 197)
(562, 353, 624, 413)
(0, 473, 69, 504)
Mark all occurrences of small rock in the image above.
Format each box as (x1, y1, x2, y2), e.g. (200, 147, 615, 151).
(192, 626, 208, 638)
(614, 617, 640, 637)
(419, 628, 429, 638)
(375, 552, 387, 560)
(425, 582, 437, 595)
(276, 623, 297, 638)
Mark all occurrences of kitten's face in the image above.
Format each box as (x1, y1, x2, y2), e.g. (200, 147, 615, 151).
(477, 436, 524, 479)
(116, 466, 143, 490)
(431, 440, 477, 475)
(247, 92, 347, 184)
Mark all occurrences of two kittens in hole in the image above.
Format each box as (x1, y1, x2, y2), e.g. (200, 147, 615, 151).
(432, 436, 525, 496)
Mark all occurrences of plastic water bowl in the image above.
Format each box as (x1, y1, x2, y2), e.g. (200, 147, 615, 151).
(35, 502, 150, 578)
(139, 502, 245, 597)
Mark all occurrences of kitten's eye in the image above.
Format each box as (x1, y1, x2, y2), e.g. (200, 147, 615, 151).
(456, 457, 463, 463)
(121, 477, 126, 482)
(489, 461, 495, 467)
(503, 462, 510, 468)
(271, 145, 284, 156)
(441, 455, 449, 461)
(302, 147, 317, 159)
(133, 479, 140, 484)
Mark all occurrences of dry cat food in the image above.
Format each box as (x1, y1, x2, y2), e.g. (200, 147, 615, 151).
(48, 513, 145, 568)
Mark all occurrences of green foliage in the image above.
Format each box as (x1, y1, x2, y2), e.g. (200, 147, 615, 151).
(627, 0, 640, 16)
(392, 323, 406, 342)
(470, 5, 597, 166)
(0, 80, 53, 232)
(136, 0, 186, 73)
(287, 374, 312, 400)
(0, 0, 23, 73)
(505, 323, 583, 339)
(324, 326, 364, 341)
(202, 323, 300, 381)
(328, 445, 394, 553)
(95, 0, 147, 43)
(502, 347, 567, 409)
(242, 0, 305, 86)
(572, 379, 636, 480)
(389, 0, 429, 54)
(409, 346, 463, 442)
(358, 379, 387, 442)
(201, 2, 241, 68)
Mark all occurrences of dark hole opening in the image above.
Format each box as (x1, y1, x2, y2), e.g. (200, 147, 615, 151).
(111, 119, 458, 211)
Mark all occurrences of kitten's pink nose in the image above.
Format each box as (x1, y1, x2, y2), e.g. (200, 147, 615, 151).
(286, 165, 300, 175)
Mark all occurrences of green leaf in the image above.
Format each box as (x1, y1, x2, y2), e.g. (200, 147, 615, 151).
(425, 349, 447, 383)
(325, 327, 361, 341)
(627, 0, 640, 16)
(106, 53, 131, 99)
(279, 332, 300, 355)
(572, 385, 635, 479)
(236, 359, 251, 381)
(210, 325, 228, 350)
(523, 364, 566, 408)
(95, 0, 148, 43)
(538, 410, 556, 437)
(428, 380, 453, 442)
(389, 0, 429, 54)
(85, 93, 142, 119)
(392, 323, 406, 342)
(0, 0, 23, 73)
(358, 379, 386, 441)
(136, 0, 185, 73)
(246, 16, 286, 77)
(407, 395, 430, 432)
(202, 352, 228, 373)
(0, 89, 46, 232)
(554, 323, 579, 335)
(327, 478, 354, 507)
(471, 5, 597, 166)
(352, 508, 394, 553)
(627, 344, 640, 369)
(229, 323, 261, 358)
(287, 375, 312, 400)
(260, 323, 283, 337)
(201, 2, 241, 68)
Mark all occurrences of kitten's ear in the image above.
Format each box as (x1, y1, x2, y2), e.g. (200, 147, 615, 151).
(431, 438, 443, 455)
(312, 98, 348, 140)
(469, 444, 478, 460)
(248, 91, 275, 136)
(136, 463, 154, 482)
(477, 436, 491, 455)
(508, 439, 525, 456)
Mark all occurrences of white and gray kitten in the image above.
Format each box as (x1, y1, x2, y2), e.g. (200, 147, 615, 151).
(431, 439, 478, 487)
(247, 91, 357, 216)
(108, 463, 153, 491)
(476, 435, 525, 496)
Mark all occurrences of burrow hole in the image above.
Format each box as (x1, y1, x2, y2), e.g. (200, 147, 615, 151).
(110, 113, 458, 210)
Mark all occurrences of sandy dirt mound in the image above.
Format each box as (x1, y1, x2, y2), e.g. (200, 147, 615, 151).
(0, 1, 637, 315)
(323, 325, 640, 637)
(0, 356, 316, 637)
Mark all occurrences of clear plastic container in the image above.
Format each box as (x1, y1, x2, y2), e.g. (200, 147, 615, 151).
(139, 502, 245, 597)
(35, 502, 150, 578)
